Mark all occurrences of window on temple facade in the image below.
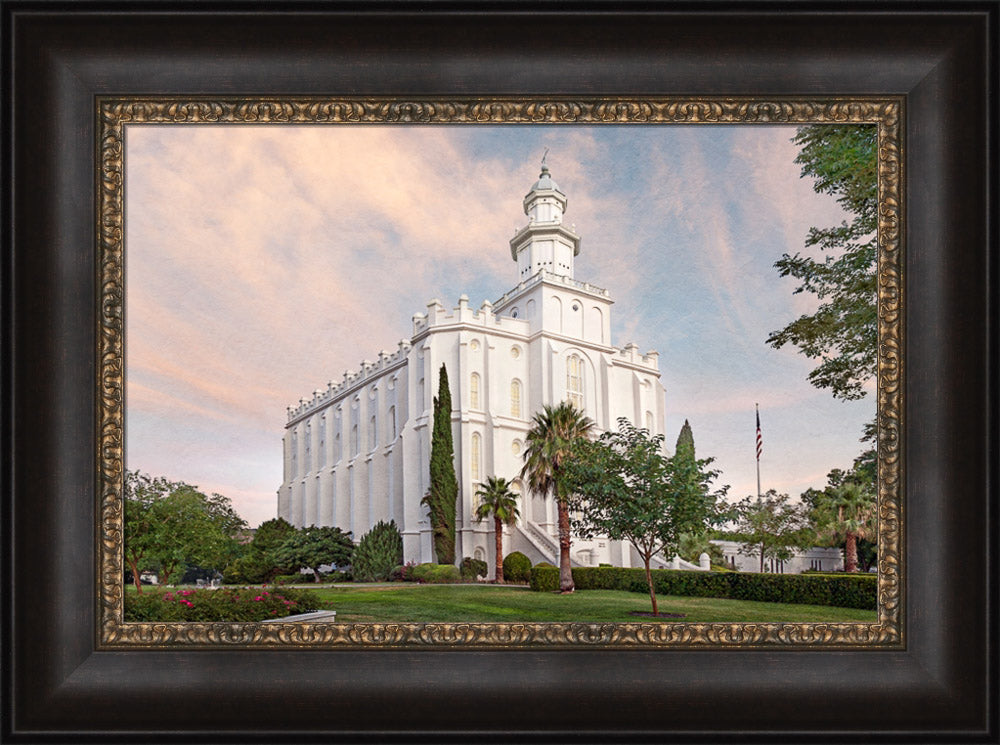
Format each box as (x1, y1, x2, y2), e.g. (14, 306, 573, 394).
(510, 379, 522, 418)
(471, 432, 481, 482)
(369, 415, 377, 451)
(470, 372, 481, 409)
(388, 405, 396, 442)
(350, 424, 358, 456)
(319, 415, 327, 467)
(645, 410, 654, 433)
(304, 423, 311, 473)
(566, 355, 584, 409)
(290, 430, 298, 478)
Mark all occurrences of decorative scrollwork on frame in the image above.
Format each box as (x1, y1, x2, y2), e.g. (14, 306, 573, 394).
(97, 97, 903, 649)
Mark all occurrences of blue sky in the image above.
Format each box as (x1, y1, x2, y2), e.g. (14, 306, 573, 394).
(125, 124, 873, 527)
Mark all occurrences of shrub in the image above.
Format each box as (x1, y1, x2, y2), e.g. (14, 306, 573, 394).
(352, 520, 404, 582)
(223, 550, 279, 584)
(410, 563, 462, 584)
(529, 566, 876, 609)
(390, 561, 417, 582)
(530, 564, 560, 592)
(460, 557, 488, 581)
(124, 586, 327, 622)
(502, 552, 532, 584)
(271, 573, 308, 585)
(321, 569, 352, 583)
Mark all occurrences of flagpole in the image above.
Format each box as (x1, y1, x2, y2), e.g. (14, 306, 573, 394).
(755, 403, 761, 499)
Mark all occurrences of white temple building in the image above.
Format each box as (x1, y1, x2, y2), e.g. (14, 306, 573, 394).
(278, 163, 672, 573)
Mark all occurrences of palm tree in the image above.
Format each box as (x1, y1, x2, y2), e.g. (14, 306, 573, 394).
(474, 477, 520, 583)
(519, 401, 594, 593)
(822, 481, 877, 572)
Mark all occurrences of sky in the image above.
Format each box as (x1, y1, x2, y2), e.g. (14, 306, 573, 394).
(125, 124, 874, 528)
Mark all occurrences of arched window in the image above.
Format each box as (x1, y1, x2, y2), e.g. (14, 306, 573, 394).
(369, 415, 377, 451)
(304, 423, 311, 472)
(350, 424, 358, 456)
(566, 355, 584, 409)
(471, 432, 481, 482)
(645, 410, 654, 433)
(388, 405, 396, 442)
(319, 415, 327, 467)
(470, 372, 481, 409)
(510, 379, 522, 418)
(290, 430, 298, 477)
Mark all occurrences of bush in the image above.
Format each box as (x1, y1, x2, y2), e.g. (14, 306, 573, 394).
(124, 586, 327, 621)
(502, 552, 532, 584)
(530, 564, 560, 592)
(529, 566, 876, 609)
(223, 550, 280, 584)
(390, 561, 417, 582)
(352, 520, 404, 582)
(410, 563, 462, 584)
(271, 573, 308, 585)
(321, 569, 352, 583)
(460, 557, 488, 581)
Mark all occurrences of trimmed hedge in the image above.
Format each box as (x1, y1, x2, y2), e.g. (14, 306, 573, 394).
(460, 557, 488, 581)
(410, 563, 462, 584)
(529, 566, 875, 610)
(502, 552, 532, 584)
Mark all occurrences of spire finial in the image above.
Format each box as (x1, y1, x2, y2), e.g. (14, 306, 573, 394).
(540, 148, 549, 175)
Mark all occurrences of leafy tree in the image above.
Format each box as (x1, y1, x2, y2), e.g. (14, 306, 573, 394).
(124, 470, 247, 591)
(224, 517, 297, 584)
(678, 531, 725, 567)
(731, 490, 812, 573)
(802, 451, 878, 572)
(421, 364, 458, 564)
(767, 124, 878, 402)
(564, 419, 725, 614)
(272, 525, 354, 582)
(474, 476, 520, 583)
(352, 520, 404, 582)
(520, 401, 594, 593)
(253, 517, 296, 553)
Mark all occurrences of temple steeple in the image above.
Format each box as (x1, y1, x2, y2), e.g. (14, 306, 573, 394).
(509, 161, 581, 281)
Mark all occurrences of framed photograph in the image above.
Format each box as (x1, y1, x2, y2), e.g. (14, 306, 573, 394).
(4, 3, 996, 741)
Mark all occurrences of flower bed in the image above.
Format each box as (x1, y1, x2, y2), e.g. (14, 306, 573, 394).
(124, 586, 328, 622)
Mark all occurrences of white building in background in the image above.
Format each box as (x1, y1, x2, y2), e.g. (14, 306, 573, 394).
(712, 540, 845, 574)
(278, 163, 675, 573)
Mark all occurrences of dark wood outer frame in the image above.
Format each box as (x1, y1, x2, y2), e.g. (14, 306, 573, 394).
(3, 3, 995, 742)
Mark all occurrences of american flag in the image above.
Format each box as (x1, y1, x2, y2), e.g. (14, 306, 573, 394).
(756, 407, 762, 461)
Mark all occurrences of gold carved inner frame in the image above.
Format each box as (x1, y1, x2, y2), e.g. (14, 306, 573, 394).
(97, 97, 903, 648)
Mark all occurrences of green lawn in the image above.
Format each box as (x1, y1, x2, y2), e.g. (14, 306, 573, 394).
(305, 583, 877, 623)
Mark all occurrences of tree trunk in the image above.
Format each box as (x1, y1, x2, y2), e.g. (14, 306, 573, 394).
(127, 556, 143, 594)
(644, 555, 658, 615)
(759, 544, 765, 573)
(494, 515, 504, 583)
(312, 566, 321, 582)
(556, 499, 574, 593)
(844, 531, 859, 573)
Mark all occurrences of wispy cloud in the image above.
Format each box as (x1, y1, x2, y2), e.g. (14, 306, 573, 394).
(126, 125, 873, 527)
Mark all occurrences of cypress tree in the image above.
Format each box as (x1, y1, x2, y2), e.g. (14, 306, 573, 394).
(421, 364, 458, 564)
(675, 419, 695, 460)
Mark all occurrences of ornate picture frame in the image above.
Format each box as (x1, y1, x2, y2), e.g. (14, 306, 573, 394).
(99, 96, 902, 649)
(5, 4, 994, 741)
